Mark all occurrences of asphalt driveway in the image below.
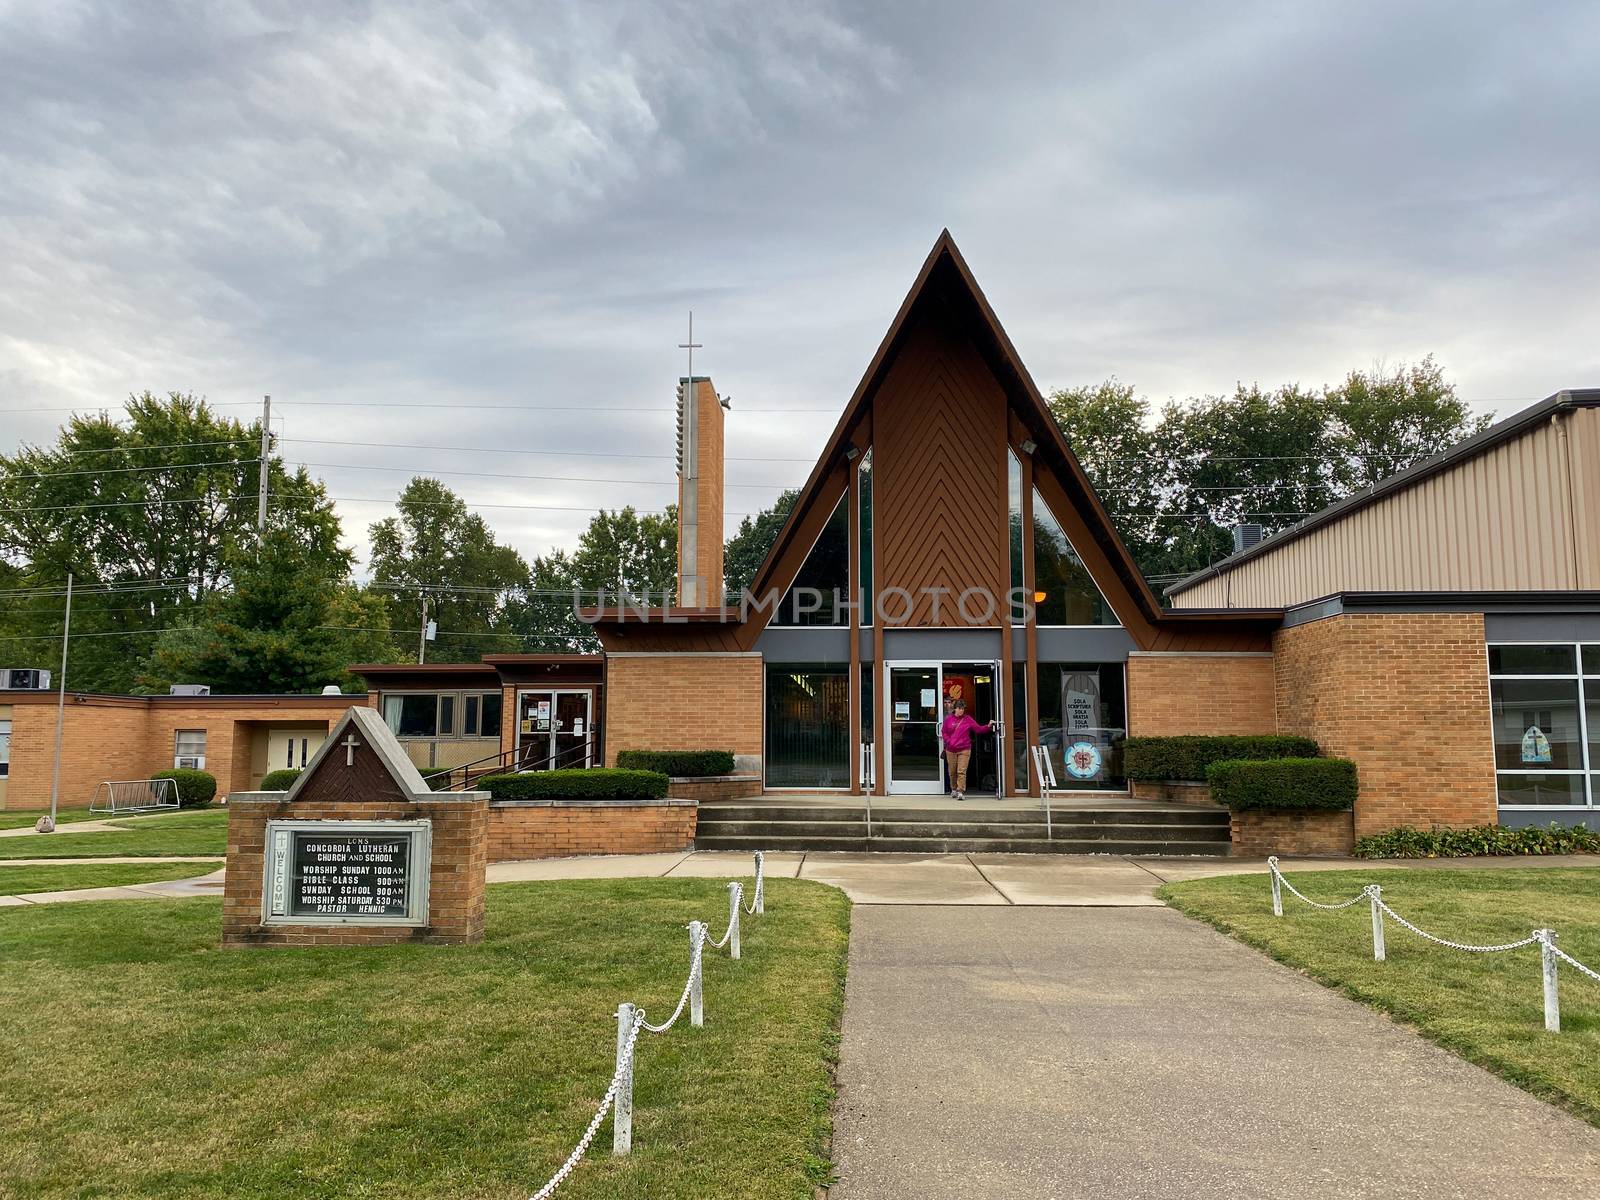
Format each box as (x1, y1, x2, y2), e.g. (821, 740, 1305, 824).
(831, 906, 1600, 1199)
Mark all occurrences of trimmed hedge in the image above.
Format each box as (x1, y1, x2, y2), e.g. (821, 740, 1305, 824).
(150, 768, 217, 809)
(1123, 735, 1319, 781)
(1354, 823, 1600, 859)
(1206, 757, 1356, 811)
(614, 749, 735, 777)
(480, 768, 670, 802)
(421, 767, 454, 793)
(260, 768, 301, 792)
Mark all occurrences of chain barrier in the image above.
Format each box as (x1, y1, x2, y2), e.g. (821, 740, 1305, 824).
(525, 850, 769, 1198)
(1265, 857, 1599, 1035)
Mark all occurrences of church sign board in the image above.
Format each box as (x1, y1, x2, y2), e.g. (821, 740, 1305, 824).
(222, 705, 488, 947)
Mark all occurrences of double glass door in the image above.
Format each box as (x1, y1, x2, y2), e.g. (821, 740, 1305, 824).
(885, 662, 1002, 795)
(517, 690, 593, 770)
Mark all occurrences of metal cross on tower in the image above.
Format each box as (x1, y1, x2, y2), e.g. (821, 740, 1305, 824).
(678, 311, 701, 386)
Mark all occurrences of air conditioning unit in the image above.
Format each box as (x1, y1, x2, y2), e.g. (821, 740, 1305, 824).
(176, 755, 206, 770)
(1231, 523, 1265, 554)
(0, 668, 51, 690)
(170, 684, 211, 696)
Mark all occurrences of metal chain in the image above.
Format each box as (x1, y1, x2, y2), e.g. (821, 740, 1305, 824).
(1374, 899, 1541, 954)
(528, 1011, 643, 1200)
(640, 927, 704, 1034)
(1552, 943, 1600, 983)
(1271, 862, 1368, 910)
(707, 884, 741, 949)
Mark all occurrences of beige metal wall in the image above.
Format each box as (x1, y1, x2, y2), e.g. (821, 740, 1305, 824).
(1173, 406, 1600, 609)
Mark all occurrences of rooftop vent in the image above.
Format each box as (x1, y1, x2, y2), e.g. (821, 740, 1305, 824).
(1231, 523, 1265, 554)
(0, 668, 51, 690)
(169, 683, 211, 696)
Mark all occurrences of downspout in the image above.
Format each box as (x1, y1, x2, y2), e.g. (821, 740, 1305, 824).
(1552, 408, 1580, 588)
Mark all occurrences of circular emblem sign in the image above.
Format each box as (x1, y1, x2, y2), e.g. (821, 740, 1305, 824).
(1064, 740, 1103, 780)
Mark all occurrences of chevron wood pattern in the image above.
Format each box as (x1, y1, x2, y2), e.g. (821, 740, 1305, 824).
(874, 314, 1009, 626)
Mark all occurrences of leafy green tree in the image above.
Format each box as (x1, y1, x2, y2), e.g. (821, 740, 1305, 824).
(1326, 357, 1491, 490)
(367, 478, 530, 662)
(723, 489, 798, 597)
(0, 392, 345, 691)
(146, 528, 393, 693)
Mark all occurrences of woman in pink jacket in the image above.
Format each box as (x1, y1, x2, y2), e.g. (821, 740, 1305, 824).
(940, 699, 991, 801)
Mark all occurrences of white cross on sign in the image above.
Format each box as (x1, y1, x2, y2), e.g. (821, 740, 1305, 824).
(342, 733, 361, 766)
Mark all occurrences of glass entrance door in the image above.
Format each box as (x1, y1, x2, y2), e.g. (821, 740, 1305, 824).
(887, 665, 943, 794)
(517, 689, 594, 770)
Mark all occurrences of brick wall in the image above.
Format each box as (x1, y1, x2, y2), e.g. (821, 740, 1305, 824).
(666, 775, 763, 802)
(603, 654, 762, 765)
(486, 801, 696, 861)
(1273, 612, 1496, 838)
(1230, 809, 1355, 856)
(1126, 653, 1276, 736)
(222, 794, 487, 946)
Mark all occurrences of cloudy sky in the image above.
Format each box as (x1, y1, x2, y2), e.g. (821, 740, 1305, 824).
(3, 1, 1597, 573)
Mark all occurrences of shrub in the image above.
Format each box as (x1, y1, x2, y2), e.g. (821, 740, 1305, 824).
(1354, 822, 1600, 859)
(614, 749, 735, 777)
(150, 768, 217, 808)
(260, 768, 301, 792)
(421, 767, 454, 792)
(1123, 735, 1319, 781)
(1206, 757, 1356, 811)
(479, 768, 670, 802)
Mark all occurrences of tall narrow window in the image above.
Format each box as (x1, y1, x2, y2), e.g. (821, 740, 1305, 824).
(464, 694, 481, 736)
(0, 718, 9, 777)
(1008, 449, 1024, 602)
(772, 492, 850, 626)
(765, 665, 850, 787)
(481, 693, 504, 739)
(1488, 643, 1594, 807)
(1036, 663, 1126, 789)
(858, 449, 874, 625)
(1031, 488, 1118, 626)
(439, 695, 456, 737)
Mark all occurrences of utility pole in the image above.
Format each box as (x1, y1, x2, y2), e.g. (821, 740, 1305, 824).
(257, 394, 272, 535)
(45, 573, 73, 833)
(418, 593, 429, 665)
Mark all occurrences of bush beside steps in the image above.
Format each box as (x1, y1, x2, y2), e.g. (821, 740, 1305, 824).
(260, 768, 301, 792)
(480, 768, 670, 802)
(1124, 735, 1318, 782)
(1206, 757, 1357, 811)
(149, 768, 217, 808)
(614, 749, 735, 777)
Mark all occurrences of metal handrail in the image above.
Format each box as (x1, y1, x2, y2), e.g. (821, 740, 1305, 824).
(1030, 744, 1057, 839)
(434, 733, 600, 791)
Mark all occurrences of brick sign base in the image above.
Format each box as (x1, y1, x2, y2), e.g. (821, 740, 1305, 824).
(487, 800, 695, 862)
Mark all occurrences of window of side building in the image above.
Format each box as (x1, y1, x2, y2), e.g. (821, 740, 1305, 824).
(1488, 643, 1599, 809)
(1035, 663, 1126, 789)
(0, 716, 10, 777)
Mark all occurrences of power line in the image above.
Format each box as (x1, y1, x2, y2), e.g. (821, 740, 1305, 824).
(2, 437, 258, 461)
(289, 460, 796, 490)
(0, 400, 838, 415)
(0, 457, 259, 482)
(281, 436, 817, 463)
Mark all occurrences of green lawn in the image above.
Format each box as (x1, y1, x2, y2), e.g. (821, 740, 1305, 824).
(0, 807, 228, 859)
(0, 806, 103, 830)
(0, 861, 217, 894)
(0, 877, 851, 1199)
(1161, 867, 1600, 1125)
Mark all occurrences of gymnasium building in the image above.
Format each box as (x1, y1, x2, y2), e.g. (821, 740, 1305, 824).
(3, 233, 1597, 844)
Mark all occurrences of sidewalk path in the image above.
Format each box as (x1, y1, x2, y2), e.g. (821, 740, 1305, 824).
(0, 867, 225, 907)
(831, 906, 1600, 1199)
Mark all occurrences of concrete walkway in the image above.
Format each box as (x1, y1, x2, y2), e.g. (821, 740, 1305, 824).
(0, 867, 225, 907)
(832, 906, 1600, 1199)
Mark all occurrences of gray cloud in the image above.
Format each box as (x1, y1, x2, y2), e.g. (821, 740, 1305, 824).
(2, 0, 1596, 571)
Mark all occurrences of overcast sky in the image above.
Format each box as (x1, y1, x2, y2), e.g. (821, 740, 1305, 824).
(3, 1, 1597, 574)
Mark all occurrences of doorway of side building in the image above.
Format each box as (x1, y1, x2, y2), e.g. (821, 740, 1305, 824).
(885, 661, 1002, 796)
(516, 689, 594, 770)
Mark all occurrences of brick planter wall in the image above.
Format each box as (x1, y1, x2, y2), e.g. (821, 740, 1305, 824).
(1230, 808, 1355, 857)
(1131, 780, 1218, 806)
(222, 793, 488, 947)
(667, 775, 762, 802)
(487, 800, 697, 862)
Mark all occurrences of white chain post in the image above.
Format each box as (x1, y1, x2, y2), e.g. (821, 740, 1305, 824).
(1539, 929, 1561, 1033)
(727, 882, 742, 960)
(754, 850, 765, 914)
(613, 1002, 635, 1156)
(1268, 856, 1282, 917)
(689, 921, 705, 1028)
(1367, 885, 1386, 962)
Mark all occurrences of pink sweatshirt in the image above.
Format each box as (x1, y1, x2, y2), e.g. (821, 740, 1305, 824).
(940, 713, 990, 752)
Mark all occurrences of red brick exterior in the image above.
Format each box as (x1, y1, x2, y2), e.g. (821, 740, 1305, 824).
(1126, 653, 1276, 736)
(603, 654, 762, 765)
(1230, 808, 1355, 856)
(222, 794, 488, 947)
(1129, 780, 1218, 806)
(1273, 612, 1496, 839)
(666, 775, 762, 802)
(486, 801, 696, 861)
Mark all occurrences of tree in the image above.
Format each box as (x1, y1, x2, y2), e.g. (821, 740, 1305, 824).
(147, 528, 394, 693)
(1326, 357, 1491, 490)
(367, 478, 530, 662)
(723, 489, 799, 597)
(0, 391, 346, 691)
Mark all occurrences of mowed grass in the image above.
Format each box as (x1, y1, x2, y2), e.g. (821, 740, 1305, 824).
(0, 807, 228, 859)
(0, 861, 217, 894)
(0, 877, 851, 1199)
(1161, 867, 1600, 1124)
(0, 806, 103, 830)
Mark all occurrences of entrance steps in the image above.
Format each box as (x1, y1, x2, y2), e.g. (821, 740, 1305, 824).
(695, 802, 1232, 856)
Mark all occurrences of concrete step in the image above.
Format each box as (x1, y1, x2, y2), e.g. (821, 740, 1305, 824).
(693, 834, 1234, 856)
(698, 819, 1230, 842)
(701, 805, 1227, 827)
